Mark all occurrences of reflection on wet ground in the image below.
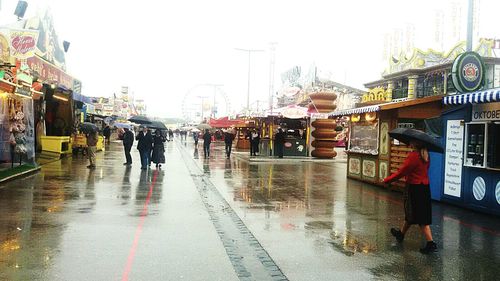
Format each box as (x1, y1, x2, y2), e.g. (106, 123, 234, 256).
(0, 140, 499, 281)
(192, 142, 500, 281)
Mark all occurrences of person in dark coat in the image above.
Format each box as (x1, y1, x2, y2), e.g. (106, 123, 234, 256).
(103, 125, 111, 144)
(224, 130, 235, 158)
(383, 141, 437, 254)
(274, 128, 285, 158)
(122, 127, 134, 166)
(193, 131, 199, 146)
(136, 126, 153, 170)
(203, 129, 212, 158)
(151, 130, 166, 168)
(249, 129, 260, 156)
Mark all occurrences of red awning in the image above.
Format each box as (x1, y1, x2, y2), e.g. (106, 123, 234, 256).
(208, 117, 240, 128)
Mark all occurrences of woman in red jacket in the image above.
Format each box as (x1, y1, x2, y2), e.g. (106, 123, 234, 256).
(383, 141, 437, 254)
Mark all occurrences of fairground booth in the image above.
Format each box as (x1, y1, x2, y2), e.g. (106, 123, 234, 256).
(440, 49, 500, 216)
(330, 41, 500, 193)
(0, 28, 42, 170)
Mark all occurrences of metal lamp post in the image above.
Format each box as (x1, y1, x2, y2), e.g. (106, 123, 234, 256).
(235, 48, 264, 115)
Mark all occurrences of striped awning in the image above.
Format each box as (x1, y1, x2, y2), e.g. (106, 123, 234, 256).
(329, 105, 380, 116)
(443, 88, 500, 105)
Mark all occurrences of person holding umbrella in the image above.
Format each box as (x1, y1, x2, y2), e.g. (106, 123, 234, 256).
(86, 130, 98, 169)
(136, 126, 153, 170)
(151, 129, 166, 168)
(383, 128, 442, 254)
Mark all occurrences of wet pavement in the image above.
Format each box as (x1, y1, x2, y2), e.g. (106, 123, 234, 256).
(1, 139, 500, 280)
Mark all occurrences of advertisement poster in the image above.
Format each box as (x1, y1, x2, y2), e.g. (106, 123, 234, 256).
(9, 29, 39, 59)
(444, 120, 464, 197)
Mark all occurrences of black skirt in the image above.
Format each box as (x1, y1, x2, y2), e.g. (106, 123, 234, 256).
(404, 184, 432, 225)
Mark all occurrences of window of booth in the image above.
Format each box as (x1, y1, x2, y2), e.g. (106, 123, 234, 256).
(348, 114, 379, 155)
(466, 102, 500, 170)
(464, 123, 486, 168)
(487, 122, 500, 169)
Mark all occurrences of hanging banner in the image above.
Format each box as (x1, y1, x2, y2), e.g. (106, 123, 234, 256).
(26, 55, 74, 90)
(9, 29, 39, 59)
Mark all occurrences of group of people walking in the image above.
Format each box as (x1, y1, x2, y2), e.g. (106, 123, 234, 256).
(134, 126, 168, 169)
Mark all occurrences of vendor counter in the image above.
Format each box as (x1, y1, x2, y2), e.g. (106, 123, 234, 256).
(276, 137, 307, 157)
(72, 134, 105, 152)
(41, 136, 72, 155)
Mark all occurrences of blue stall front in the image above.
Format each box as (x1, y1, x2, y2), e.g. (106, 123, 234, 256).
(441, 89, 500, 216)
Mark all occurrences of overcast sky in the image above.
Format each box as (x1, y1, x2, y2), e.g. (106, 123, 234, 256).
(0, 0, 499, 118)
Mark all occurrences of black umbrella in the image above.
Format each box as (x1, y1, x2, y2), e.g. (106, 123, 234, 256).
(128, 115, 152, 125)
(388, 128, 443, 153)
(79, 122, 98, 133)
(149, 121, 167, 130)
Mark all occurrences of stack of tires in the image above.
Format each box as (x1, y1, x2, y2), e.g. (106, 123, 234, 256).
(309, 92, 338, 159)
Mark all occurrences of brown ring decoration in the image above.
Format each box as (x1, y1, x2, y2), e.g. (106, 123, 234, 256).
(311, 129, 338, 139)
(311, 140, 337, 148)
(309, 92, 337, 101)
(311, 148, 337, 158)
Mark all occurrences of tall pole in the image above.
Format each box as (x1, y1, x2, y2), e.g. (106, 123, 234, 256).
(235, 48, 264, 115)
(466, 0, 474, 51)
(247, 51, 251, 112)
(268, 42, 277, 114)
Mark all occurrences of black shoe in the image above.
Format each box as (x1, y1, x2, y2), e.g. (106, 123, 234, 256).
(420, 241, 437, 254)
(390, 228, 404, 242)
(140, 167, 147, 170)
(87, 165, 95, 169)
(123, 163, 131, 165)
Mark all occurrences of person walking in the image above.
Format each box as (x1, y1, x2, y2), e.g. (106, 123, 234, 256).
(136, 126, 153, 170)
(274, 128, 285, 158)
(122, 127, 134, 166)
(203, 129, 212, 158)
(152, 130, 166, 168)
(224, 130, 235, 158)
(193, 131, 199, 146)
(103, 125, 111, 145)
(86, 131, 98, 169)
(383, 141, 437, 254)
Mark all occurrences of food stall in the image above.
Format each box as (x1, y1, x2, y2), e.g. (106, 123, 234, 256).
(332, 95, 444, 190)
(235, 119, 255, 149)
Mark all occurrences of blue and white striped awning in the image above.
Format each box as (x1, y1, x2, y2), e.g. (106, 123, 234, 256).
(443, 88, 500, 105)
(329, 105, 380, 116)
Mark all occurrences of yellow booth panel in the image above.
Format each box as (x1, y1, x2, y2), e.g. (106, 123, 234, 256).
(41, 136, 72, 154)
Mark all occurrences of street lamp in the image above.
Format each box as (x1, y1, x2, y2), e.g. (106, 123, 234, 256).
(235, 48, 264, 115)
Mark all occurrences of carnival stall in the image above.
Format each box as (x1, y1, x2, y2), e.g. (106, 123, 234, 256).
(439, 50, 500, 216)
(331, 95, 444, 190)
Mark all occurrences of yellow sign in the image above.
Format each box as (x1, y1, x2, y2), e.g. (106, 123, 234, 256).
(362, 87, 387, 103)
(0, 33, 9, 62)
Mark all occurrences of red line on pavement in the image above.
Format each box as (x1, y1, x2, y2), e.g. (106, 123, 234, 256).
(122, 171, 158, 281)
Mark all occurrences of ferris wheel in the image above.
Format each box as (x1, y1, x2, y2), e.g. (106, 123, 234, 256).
(182, 84, 232, 123)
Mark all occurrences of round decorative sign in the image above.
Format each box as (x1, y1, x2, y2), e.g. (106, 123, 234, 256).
(495, 181, 500, 205)
(472, 176, 486, 201)
(451, 51, 485, 93)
